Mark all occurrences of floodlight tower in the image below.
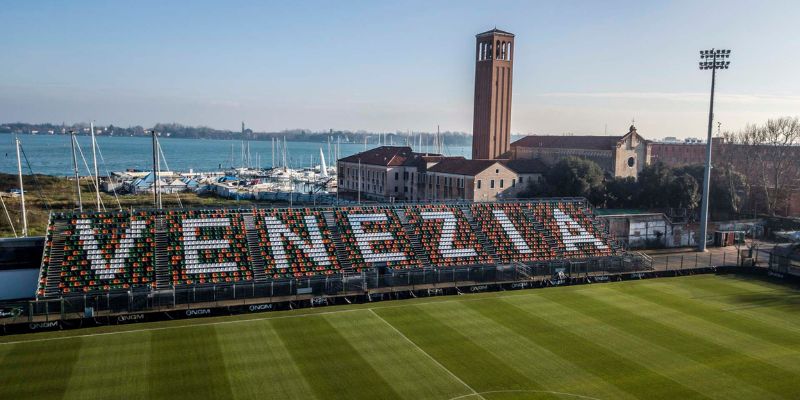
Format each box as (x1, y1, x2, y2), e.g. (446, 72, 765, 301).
(697, 49, 731, 252)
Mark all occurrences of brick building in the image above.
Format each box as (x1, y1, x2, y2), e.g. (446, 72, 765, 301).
(337, 146, 546, 202)
(472, 29, 514, 160)
(510, 125, 650, 178)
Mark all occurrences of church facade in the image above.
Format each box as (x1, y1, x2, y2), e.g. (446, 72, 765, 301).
(510, 125, 651, 178)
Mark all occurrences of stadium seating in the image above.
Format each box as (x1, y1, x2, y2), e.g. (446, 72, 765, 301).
(36, 200, 619, 298)
(334, 206, 421, 271)
(471, 203, 555, 263)
(531, 200, 613, 259)
(38, 211, 155, 295)
(164, 209, 253, 285)
(404, 204, 493, 267)
(254, 208, 341, 279)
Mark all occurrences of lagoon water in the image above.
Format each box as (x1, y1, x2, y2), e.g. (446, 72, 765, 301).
(0, 134, 471, 176)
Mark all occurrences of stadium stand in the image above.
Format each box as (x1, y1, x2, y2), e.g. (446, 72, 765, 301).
(164, 209, 253, 285)
(254, 207, 341, 279)
(334, 206, 422, 271)
(531, 200, 613, 259)
(35, 200, 618, 298)
(403, 204, 494, 267)
(37, 211, 155, 296)
(471, 203, 555, 263)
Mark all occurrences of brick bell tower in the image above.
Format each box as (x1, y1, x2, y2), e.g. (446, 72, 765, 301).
(472, 28, 515, 160)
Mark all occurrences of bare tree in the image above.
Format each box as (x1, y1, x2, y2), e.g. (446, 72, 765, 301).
(730, 117, 800, 215)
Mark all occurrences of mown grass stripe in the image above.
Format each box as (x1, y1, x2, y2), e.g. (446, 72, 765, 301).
(590, 284, 800, 376)
(271, 312, 403, 400)
(610, 281, 800, 352)
(325, 310, 474, 400)
(532, 289, 783, 399)
(215, 321, 316, 400)
(0, 337, 83, 399)
(375, 305, 537, 394)
(467, 298, 710, 400)
(63, 332, 152, 399)
(417, 301, 635, 400)
(148, 325, 234, 399)
(648, 276, 800, 331)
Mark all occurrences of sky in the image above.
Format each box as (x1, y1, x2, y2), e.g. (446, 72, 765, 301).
(1, 0, 799, 140)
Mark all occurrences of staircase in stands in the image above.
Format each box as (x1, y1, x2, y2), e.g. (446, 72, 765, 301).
(322, 211, 353, 271)
(460, 206, 499, 263)
(242, 213, 268, 282)
(153, 215, 171, 289)
(523, 208, 563, 258)
(394, 209, 431, 267)
(43, 220, 67, 297)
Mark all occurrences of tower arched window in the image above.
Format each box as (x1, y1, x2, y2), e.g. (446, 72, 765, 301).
(495, 40, 501, 58)
(507, 42, 512, 60)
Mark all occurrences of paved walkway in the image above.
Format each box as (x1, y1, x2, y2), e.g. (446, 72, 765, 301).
(642, 241, 776, 272)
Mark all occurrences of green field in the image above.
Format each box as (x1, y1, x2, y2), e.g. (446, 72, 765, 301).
(2, 274, 800, 399)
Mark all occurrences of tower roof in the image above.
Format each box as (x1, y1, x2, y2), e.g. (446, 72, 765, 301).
(476, 28, 514, 37)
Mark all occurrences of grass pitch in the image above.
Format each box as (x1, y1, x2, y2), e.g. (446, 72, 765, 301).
(2, 274, 800, 399)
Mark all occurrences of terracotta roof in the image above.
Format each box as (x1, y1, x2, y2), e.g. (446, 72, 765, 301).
(477, 28, 514, 37)
(511, 135, 623, 151)
(339, 146, 414, 166)
(428, 159, 499, 176)
(501, 159, 548, 174)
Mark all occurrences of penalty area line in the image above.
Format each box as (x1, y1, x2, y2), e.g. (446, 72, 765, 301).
(367, 308, 486, 400)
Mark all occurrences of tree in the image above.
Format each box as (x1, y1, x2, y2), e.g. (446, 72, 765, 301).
(605, 176, 638, 208)
(669, 173, 700, 209)
(542, 157, 606, 203)
(637, 162, 674, 208)
(725, 117, 800, 215)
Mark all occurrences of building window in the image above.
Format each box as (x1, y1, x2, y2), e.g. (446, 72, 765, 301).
(495, 169, 499, 174)
(477, 180, 482, 189)
(627, 157, 635, 167)
(512, 179, 516, 187)
(404, 187, 408, 193)
(490, 180, 495, 188)
(500, 179, 504, 188)
(395, 172, 399, 180)
(394, 186, 398, 193)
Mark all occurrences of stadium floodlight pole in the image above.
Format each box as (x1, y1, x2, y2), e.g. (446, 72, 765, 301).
(697, 48, 731, 252)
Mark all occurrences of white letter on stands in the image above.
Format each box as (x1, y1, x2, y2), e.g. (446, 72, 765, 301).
(76, 218, 147, 279)
(348, 213, 406, 263)
(421, 211, 478, 258)
(264, 215, 332, 269)
(182, 218, 238, 273)
(491, 210, 532, 254)
(552, 208, 609, 251)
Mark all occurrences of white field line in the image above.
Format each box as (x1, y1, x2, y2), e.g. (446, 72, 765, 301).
(0, 281, 627, 346)
(449, 389, 602, 400)
(0, 290, 549, 346)
(367, 308, 486, 400)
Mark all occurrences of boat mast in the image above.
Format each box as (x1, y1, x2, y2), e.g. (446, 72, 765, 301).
(90, 121, 101, 211)
(282, 136, 287, 171)
(15, 136, 28, 236)
(70, 130, 83, 212)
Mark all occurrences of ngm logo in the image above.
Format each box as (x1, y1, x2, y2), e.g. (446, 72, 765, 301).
(185, 308, 212, 317)
(470, 285, 489, 292)
(248, 304, 273, 312)
(28, 321, 59, 330)
(116, 313, 145, 323)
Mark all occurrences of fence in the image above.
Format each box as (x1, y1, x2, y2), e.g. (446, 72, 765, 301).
(6, 254, 649, 324)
